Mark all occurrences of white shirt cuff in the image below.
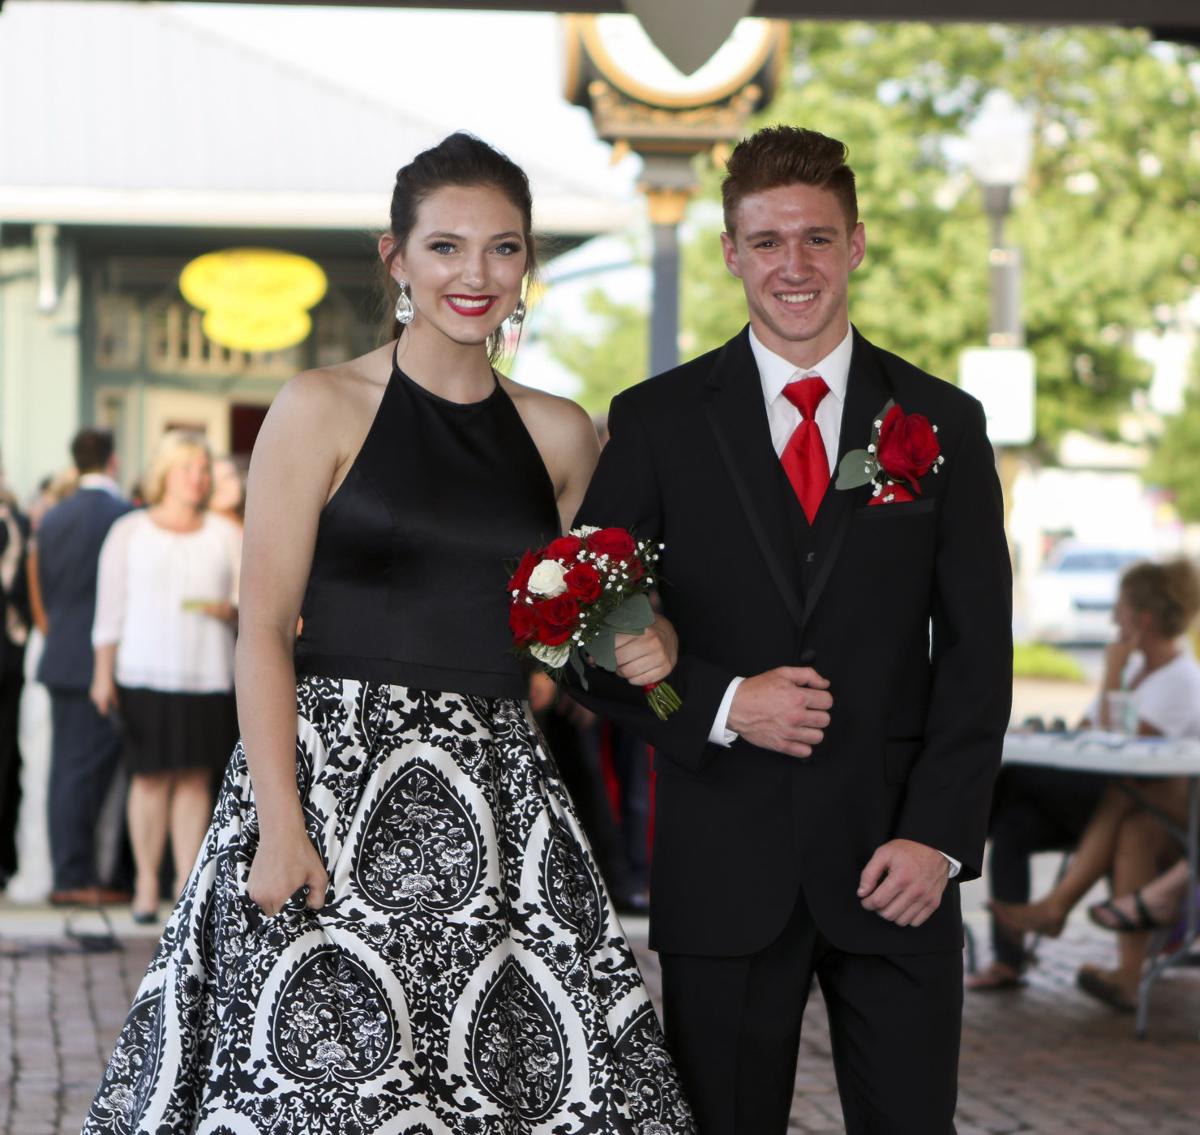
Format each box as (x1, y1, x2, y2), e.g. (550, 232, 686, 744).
(708, 677, 745, 747)
(940, 851, 961, 879)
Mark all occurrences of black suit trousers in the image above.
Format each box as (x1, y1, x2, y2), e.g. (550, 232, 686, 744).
(0, 644, 24, 881)
(48, 690, 123, 889)
(985, 764, 1107, 968)
(660, 885, 962, 1135)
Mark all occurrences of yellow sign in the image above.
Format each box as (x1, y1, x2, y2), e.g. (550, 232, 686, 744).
(179, 248, 327, 352)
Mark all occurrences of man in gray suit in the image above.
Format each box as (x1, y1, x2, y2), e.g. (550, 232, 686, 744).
(38, 429, 132, 905)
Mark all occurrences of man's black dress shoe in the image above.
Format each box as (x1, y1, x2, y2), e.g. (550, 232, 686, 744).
(49, 886, 132, 907)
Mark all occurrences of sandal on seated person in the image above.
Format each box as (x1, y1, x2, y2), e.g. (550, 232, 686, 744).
(1087, 891, 1170, 934)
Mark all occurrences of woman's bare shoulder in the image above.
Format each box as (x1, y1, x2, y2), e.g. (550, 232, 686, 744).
(273, 346, 393, 424)
(500, 377, 596, 442)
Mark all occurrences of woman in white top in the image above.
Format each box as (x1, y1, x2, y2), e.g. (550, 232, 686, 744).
(991, 559, 1200, 1008)
(92, 431, 241, 921)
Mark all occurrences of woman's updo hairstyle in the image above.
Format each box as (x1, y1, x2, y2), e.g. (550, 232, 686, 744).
(381, 132, 537, 363)
(1120, 558, 1200, 639)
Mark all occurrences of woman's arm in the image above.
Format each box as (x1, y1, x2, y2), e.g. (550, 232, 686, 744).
(200, 518, 243, 627)
(513, 388, 600, 536)
(236, 369, 353, 916)
(26, 544, 47, 635)
(91, 515, 133, 714)
(511, 389, 677, 686)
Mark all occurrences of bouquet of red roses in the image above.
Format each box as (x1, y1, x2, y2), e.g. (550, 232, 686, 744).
(507, 526, 682, 720)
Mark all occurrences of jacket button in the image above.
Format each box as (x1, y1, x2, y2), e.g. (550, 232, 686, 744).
(805, 552, 815, 563)
(799, 648, 817, 664)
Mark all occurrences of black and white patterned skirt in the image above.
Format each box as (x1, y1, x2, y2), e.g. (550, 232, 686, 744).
(82, 677, 695, 1135)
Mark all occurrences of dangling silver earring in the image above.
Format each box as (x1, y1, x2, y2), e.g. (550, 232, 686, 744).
(509, 298, 526, 326)
(394, 281, 415, 326)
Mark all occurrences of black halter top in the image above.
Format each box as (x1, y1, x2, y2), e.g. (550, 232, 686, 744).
(294, 353, 559, 699)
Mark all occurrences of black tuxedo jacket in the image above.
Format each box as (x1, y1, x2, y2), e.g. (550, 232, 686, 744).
(572, 326, 1012, 957)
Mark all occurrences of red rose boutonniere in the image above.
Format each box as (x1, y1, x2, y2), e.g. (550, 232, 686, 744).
(834, 400, 944, 505)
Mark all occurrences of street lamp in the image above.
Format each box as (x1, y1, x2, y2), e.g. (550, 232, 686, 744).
(564, 15, 784, 376)
(966, 90, 1034, 349)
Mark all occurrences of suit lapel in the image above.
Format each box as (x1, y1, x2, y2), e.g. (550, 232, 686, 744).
(702, 329, 807, 630)
(800, 327, 895, 631)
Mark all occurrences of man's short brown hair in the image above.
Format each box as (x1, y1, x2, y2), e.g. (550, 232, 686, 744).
(70, 428, 114, 475)
(721, 125, 858, 236)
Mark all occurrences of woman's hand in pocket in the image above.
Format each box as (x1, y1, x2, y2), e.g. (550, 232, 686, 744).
(248, 821, 328, 917)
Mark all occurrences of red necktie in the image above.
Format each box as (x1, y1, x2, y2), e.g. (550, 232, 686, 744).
(781, 375, 830, 523)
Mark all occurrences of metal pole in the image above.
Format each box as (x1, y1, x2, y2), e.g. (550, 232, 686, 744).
(650, 220, 680, 377)
(983, 184, 1023, 349)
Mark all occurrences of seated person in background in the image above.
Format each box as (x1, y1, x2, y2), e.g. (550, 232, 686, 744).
(973, 559, 1200, 994)
(968, 766, 1108, 990)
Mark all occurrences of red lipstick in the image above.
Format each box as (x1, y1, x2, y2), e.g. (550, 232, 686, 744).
(445, 294, 496, 317)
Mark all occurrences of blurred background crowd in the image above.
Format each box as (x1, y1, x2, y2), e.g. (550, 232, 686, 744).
(0, 427, 654, 920)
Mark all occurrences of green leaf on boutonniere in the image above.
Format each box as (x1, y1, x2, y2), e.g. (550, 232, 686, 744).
(836, 449, 878, 490)
(835, 398, 898, 491)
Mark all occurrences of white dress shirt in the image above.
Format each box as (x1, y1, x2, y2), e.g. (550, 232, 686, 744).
(704, 324, 960, 877)
(78, 472, 123, 497)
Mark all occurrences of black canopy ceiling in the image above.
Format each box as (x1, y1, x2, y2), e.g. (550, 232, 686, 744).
(1, 1, 1196, 45)
(53, 1, 1195, 47)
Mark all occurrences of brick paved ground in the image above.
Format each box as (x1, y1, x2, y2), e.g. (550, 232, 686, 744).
(1, 908, 1197, 1134)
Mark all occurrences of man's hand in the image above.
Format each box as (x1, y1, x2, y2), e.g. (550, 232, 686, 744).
(727, 667, 832, 758)
(615, 614, 678, 687)
(858, 839, 950, 927)
(89, 672, 118, 717)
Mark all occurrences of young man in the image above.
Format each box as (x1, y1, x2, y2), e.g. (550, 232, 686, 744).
(38, 428, 132, 904)
(574, 126, 1012, 1134)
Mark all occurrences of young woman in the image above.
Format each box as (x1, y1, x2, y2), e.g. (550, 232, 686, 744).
(91, 431, 241, 921)
(987, 559, 1200, 1007)
(83, 133, 695, 1134)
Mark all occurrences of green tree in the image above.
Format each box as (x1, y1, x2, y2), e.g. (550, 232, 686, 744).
(1146, 348, 1200, 520)
(543, 289, 647, 415)
(546, 23, 1200, 452)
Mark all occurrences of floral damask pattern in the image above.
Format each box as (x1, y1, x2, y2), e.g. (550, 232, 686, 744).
(268, 945, 398, 1082)
(85, 990, 164, 1131)
(81, 679, 695, 1134)
(539, 813, 605, 953)
(353, 763, 485, 914)
(615, 1004, 696, 1135)
(467, 958, 570, 1123)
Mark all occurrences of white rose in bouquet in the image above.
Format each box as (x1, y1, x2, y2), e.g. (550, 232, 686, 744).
(527, 559, 568, 598)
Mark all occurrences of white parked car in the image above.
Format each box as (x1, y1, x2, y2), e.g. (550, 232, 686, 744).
(1025, 545, 1150, 645)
